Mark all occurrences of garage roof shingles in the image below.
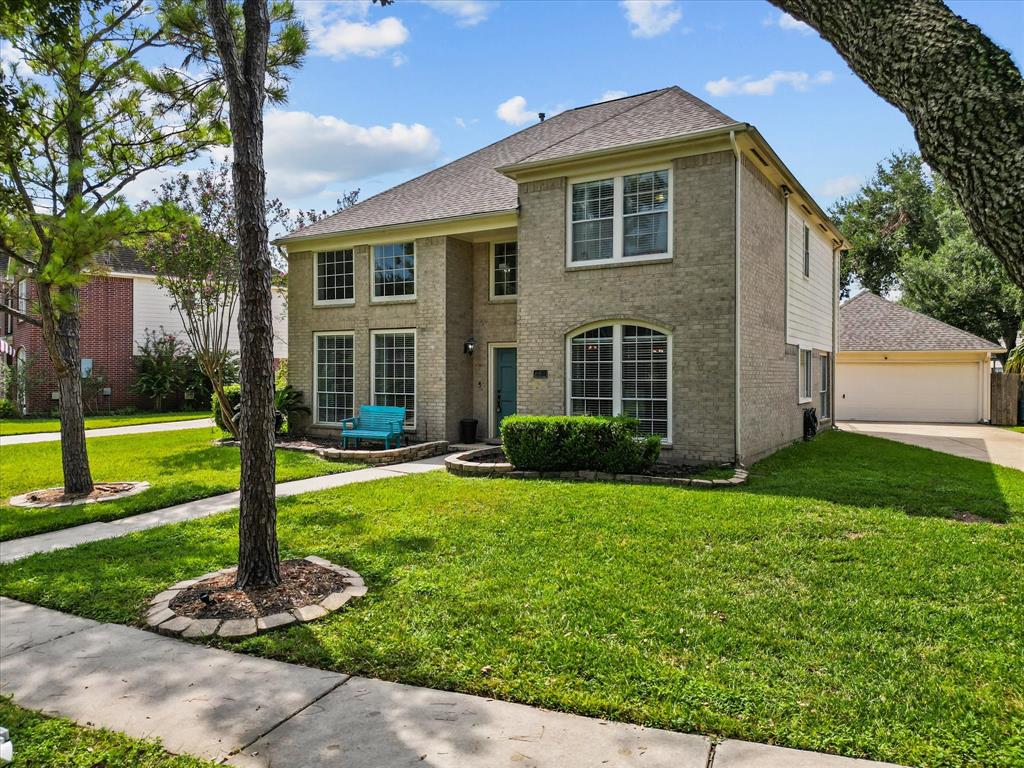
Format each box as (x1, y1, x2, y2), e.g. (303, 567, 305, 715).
(840, 291, 1003, 352)
(282, 87, 738, 242)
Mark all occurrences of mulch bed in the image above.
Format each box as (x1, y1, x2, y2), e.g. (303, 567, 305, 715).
(462, 449, 731, 478)
(169, 559, 349, 620)
(21, 482, 138, 505)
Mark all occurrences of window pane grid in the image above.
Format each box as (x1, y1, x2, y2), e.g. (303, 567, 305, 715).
(570, 326, 613, 416)
(316, 334, 353, 424)
(316, 250, 354, 302)
(571, 179, 614, 262)
(373, 332, 415, 426)
(819, 353, 830, 418)
(621, 325, 669, 438)
(373, 242, 415, 298)
(623, 170, 669, 257)
(493, 241, 517, 296)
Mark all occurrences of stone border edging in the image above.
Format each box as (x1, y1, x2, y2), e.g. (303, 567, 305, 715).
(9, 481, 151, 509)
(445, 448, 748, 488)
(145, 556, 367, 640)
(219, 438, 450, 467)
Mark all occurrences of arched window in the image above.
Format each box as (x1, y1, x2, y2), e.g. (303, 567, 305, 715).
(567, 323, 671, 440)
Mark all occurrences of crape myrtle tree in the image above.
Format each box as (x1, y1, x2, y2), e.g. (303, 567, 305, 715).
(161, 0, 305, 588)
(0, 0, 227, 494)
(770, 0, 1024, 291)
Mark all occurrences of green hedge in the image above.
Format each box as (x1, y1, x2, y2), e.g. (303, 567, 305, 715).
(501, 415, 661, 474)
(210, 383, 242, 430)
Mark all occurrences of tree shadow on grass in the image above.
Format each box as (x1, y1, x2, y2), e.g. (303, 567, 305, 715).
(741, 430, 1019, 523)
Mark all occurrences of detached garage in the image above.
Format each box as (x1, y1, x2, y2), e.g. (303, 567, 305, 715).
(836, 292, 1003, 423)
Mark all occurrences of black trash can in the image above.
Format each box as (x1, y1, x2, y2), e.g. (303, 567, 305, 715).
(459, 418, 478, 444)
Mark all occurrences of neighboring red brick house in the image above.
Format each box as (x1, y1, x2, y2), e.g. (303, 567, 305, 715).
(1, 249, 288, 415)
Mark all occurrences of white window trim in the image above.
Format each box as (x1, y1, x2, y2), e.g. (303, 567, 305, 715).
(798, 346, 813, 404)
(18, 279, 29, 316)
(564, 320, 673, 445)
(489, 241, 518, 302)
(313, 250, 355, 308)
(819, 352, 831, 420)
(370, 243, 417, 304)
(312, 330, 355, 427)
(370, 328, 417, 431)
(565, 166, 673, 268)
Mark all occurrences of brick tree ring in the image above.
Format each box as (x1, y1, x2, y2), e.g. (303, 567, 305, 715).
(9, 481, 151, 509)
(145, 556, 367, 640)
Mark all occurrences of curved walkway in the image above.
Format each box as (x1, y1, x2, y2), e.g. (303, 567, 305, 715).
(0, 417, 215, 446)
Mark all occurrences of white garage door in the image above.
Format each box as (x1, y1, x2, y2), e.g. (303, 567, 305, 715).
(836, 362, 981, 422)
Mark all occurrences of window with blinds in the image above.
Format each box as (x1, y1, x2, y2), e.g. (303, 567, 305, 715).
(373, 330, 416, 427)
(315, 333, 354, 424)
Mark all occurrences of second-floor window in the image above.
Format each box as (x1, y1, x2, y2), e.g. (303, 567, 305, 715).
(569, 168, 671, 265)
(802, 224, 811, 277)
(373, 242, 415, 300)
(491, 241, 518, 298)
(316, 250, 353, 304)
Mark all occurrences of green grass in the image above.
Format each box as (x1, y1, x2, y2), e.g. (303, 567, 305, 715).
(0, 428, 359, 540)
(1002, 425, 1024, 433)
(0, 697, 215, 767)
(0, 411, 209, 436)
(2, 431, 1022, 767)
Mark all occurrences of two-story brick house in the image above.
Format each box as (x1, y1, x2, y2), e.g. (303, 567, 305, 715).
(279, 87, 843, 465)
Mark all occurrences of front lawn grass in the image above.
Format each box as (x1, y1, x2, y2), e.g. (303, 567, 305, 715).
(0, 410, 209, 436)
(2, 431, 1022, 767)
(1002, 425, 1024, 433)
(0, 428, 359, 540)
(0, 697, 216, 767)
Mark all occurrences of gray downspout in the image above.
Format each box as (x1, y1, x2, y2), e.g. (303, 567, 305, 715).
(730, 130, 742, 464)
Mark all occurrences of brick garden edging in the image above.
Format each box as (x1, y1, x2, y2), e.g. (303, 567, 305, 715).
(445, 447, 748, 488)
(316, 440, 449, 466)
(144, 556, 367, 640)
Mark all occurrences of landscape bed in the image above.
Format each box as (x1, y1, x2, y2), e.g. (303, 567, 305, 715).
(2, 431, 1021, 767)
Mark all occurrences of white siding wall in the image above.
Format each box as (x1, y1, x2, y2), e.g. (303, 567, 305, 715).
(132, 276, 288, 358)
(786, 208, 834, 350)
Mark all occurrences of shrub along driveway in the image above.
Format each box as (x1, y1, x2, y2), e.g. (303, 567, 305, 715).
(0, 428, 358, 541)
(1, 431, 1021, 767)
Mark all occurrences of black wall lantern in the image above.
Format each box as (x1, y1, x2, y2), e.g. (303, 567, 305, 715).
(463, 336, 476, 355)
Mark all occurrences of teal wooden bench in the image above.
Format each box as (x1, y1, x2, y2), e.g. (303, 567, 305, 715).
(341, 405, 406, 449)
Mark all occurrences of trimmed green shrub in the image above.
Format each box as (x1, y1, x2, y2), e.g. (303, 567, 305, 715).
(210, 383, 241, 430)
(0, 398, 16, 418)
(501, 415, 661, 474)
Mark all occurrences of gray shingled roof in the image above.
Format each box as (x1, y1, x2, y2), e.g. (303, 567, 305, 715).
(281, 87, 738, 242)
(1, 247, 153, 278)
(840, 291, 1003, 352)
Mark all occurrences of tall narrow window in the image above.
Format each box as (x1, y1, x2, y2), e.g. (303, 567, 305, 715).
(18, 279, 29, 314)
(373, 242, 415, 299)
(492, 241, 518, 298)
(373, 330, 415, 427)
(315, 333, 354, 424)
(569, 325, 614, 417)
(622, 170, 669, 258)
(799, 348, 812, 401)
(570, 179, 614, 262)
(802, 224, 811, 277)
(819, 353, 830, 418)
(568, 323, 671, 440)
(316, 250, 354, 304)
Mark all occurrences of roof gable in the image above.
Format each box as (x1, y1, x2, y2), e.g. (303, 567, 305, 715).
(282, 87, 737, 242)
(840, 291, 1003, 352)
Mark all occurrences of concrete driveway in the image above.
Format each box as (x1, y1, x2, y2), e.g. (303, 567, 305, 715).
(838, 422, 1024, 471)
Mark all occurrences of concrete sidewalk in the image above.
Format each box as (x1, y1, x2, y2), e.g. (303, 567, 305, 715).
(0, 598, 903, 768)
(0, 417, 215, 446)
(0, 455, 447, 563)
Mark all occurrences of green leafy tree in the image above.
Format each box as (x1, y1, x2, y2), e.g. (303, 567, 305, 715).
(900, 181, 1022, 354)
(771, 0, 1024, 291)
(0, 1, 227, 494)
(132, 330, 188, 412)
(162, 0, 306, 588)
(830, 152, 939, 298)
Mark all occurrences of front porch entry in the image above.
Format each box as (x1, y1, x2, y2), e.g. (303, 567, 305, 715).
(489, 344, 517, 438)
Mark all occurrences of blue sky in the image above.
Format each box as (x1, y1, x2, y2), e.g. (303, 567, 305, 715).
(138, 0, 1024, 218)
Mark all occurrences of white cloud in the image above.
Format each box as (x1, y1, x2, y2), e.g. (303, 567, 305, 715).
(496, 95, 538, 126)
(262, 110, 441, 198)
(299, 2, 409, 60)
(422, 1, 493, 27)
(620, 0, 682, 38)
(705, 70, 834, 96)
(818, 175, 862, 198)
(599, 90, 629, 102)
(778, 12, 813, 34)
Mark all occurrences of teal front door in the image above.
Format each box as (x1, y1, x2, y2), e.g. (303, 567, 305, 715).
(495, 347, 517, 436)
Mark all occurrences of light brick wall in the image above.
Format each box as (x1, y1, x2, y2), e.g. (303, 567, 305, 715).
(444, 237, 475, 439)
(739, 156, 828, 464)
(515, 151, 737, 464)
(470, 241, 517, 438)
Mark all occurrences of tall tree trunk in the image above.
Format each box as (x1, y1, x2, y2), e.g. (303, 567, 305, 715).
(207, 0, 279, 588)
(38, 282, 93, 494)
(770, 0, 1024, 290)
